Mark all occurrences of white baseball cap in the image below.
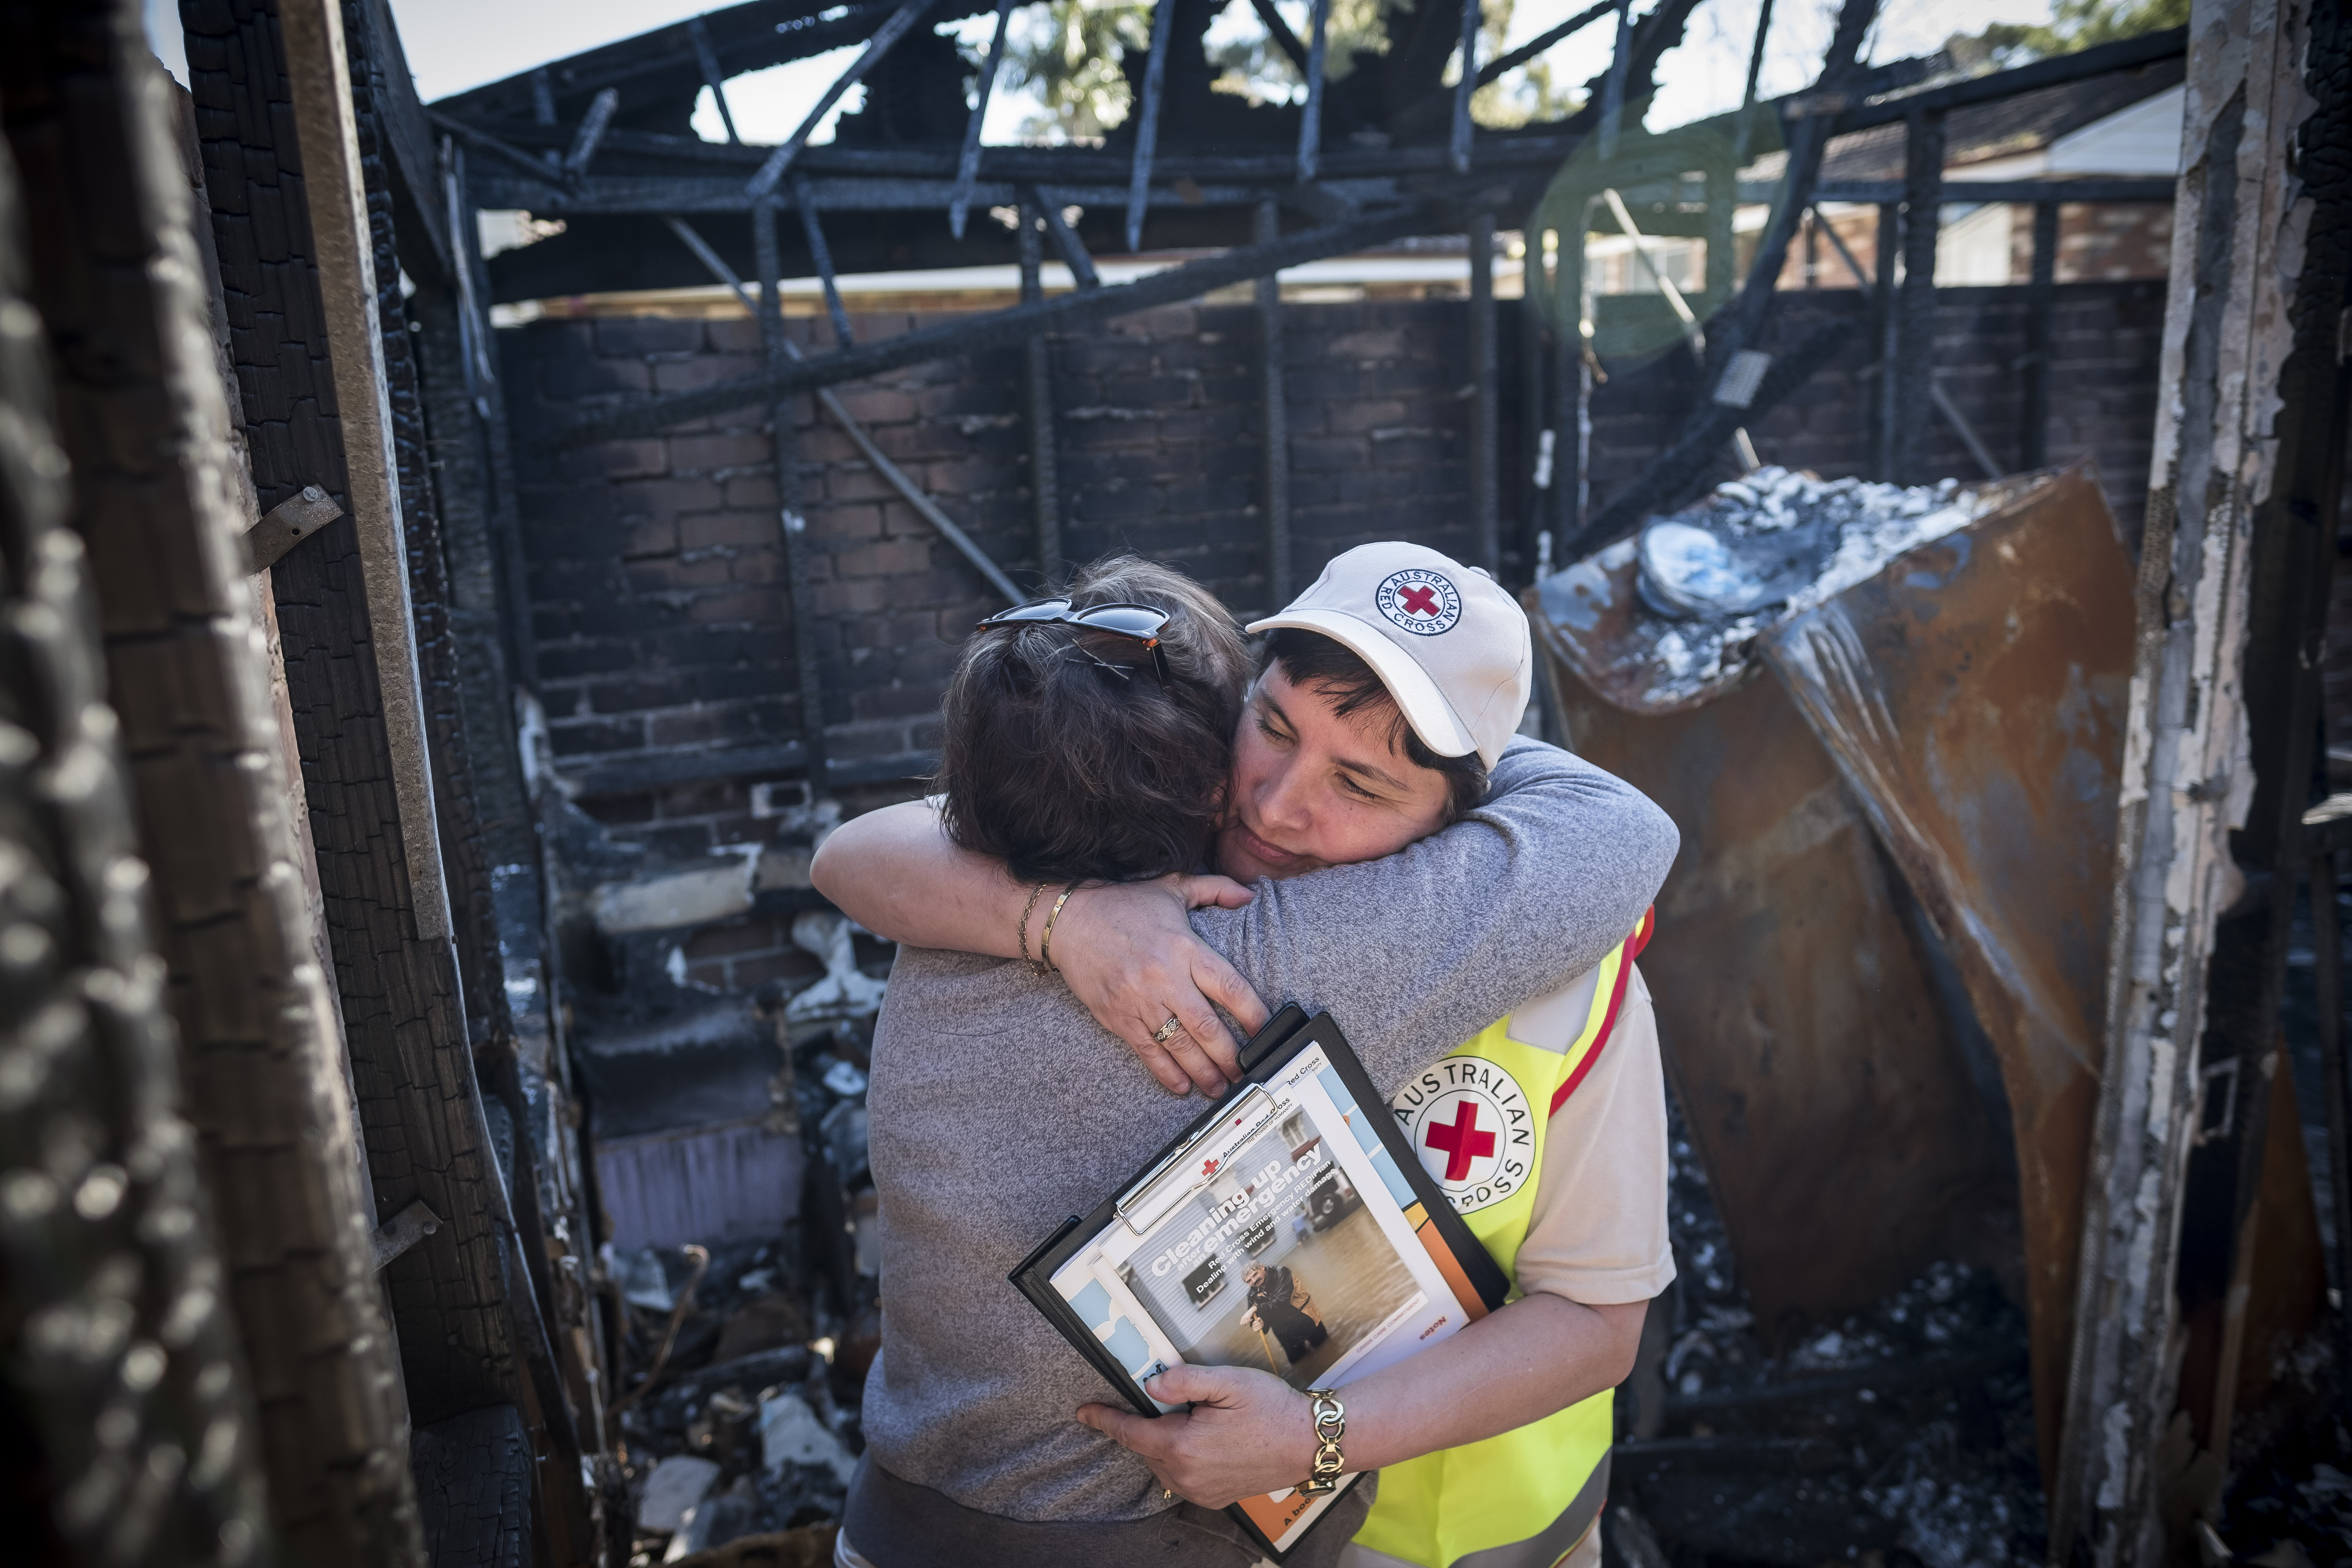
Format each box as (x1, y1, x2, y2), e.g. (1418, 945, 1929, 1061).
(1245, 543, 1532, 770)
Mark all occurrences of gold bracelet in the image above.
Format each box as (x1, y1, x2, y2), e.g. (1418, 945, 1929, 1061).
(1299, 1388, 1346, 1495)
(1037, 882, 1080, 972)
(1017, 882, 1049, 971)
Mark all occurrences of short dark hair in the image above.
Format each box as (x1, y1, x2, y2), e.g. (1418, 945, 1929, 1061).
(938, 557, 1249, 883)
(1258, 628, 1488, 824)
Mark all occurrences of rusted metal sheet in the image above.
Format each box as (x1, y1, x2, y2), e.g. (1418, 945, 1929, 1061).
(1761, 466, 2132, 1475)
(1535, 560, 2021, 1351)
(1533, 464, 2135, 1479)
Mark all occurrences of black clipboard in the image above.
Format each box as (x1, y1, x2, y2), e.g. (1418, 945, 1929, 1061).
(1008, 1005, 1512, 1560)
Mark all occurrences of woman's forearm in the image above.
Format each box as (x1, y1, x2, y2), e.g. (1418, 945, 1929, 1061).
(1338, 1293, 1645, 1472)
(808, 800, 1026, 955)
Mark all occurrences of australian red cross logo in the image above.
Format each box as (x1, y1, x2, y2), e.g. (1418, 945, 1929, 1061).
(1375, 568, 1462, 637)
(1390, 1058, 1533, 1214)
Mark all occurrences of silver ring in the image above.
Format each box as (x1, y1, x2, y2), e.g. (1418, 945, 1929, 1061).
(1152, 1015, 1184, 1045)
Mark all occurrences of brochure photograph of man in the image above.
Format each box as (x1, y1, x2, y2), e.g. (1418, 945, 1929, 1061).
(1118, 1111, 1421, 1392)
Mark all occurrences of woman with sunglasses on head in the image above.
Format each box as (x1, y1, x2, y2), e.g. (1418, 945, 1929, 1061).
(815, 548, 1677, 1568)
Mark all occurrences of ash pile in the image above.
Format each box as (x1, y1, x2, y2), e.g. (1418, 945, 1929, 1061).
(573, 913, 888, 1566)
(1608, 1099, 2047, 1568)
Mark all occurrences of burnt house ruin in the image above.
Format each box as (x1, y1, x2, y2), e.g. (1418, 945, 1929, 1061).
(2, 0, 2349, 1564)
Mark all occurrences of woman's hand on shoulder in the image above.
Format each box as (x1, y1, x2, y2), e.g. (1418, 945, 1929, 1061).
(1075, 1364, 1316, 1509)
(1053, 875, 1269, 1096)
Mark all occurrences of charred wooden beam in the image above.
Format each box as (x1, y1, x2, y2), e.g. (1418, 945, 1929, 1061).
(1828, 24, 2185, 136)
(745, 0, 941, 199)
(1731, 0, 1775, 163)
(1451, 0, 1483, 174)
(357, 0, 449, 278)
(1891, 107, 1944, 485)
(1872, 200, 1899, 479)
(1246, 0, 1309, 71)
(1296, 0, 1331, 183)
(688, 16, 743, 144)
(949, 0, 1014, 239)
(1033, 189, 1102, 289)
(2020, 200, 2059, 469)
(1811, 177, 2177, 203)
(1595, 0, 1634, 161)
(562, 87, 621, 180)
(793, 174, 855, 345)
(1125, 0, 1178, 252)
(1477, 0, 1613, 87)
(437, 0, 917, 133)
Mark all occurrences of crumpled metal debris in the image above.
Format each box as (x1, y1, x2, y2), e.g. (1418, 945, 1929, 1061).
(1534, 464, 2136, 1475)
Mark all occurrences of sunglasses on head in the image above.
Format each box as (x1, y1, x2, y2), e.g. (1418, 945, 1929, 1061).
(976, 598, 1173, 684)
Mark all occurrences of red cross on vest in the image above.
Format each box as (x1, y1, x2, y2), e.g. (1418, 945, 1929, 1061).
(1399, 584, 1440, 617)
(1424, 1099, 1495, 1182)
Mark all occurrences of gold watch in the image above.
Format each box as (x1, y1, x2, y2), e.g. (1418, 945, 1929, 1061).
(1299, 1388, 1346, 1495)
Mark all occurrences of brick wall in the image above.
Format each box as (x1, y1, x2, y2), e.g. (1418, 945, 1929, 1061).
(1588, 280, 2169, 541)
(502, 279, 2169, 989)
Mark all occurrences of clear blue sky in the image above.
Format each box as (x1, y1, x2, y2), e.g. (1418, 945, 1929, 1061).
(147, 0, 2058, 144)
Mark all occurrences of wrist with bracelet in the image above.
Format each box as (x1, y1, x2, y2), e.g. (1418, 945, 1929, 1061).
(1298, 1387, 1346, 1495)
(1038, 881, 1080, 971)
(1017, 881, 1049, 973)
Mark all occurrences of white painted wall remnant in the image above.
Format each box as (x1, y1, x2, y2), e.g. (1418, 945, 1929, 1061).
(2051, 2, 2321, 1563)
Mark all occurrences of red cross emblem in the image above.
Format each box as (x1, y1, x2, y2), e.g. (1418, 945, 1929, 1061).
(1399, 584, 1440, 617)
(1201, 1158, 1219, 1177)
(1423, 1099, 1495, 1183)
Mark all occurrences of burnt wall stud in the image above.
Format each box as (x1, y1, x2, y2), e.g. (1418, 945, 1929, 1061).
(1256, 198, 1290, 607)
(1020, 199, 1062, 587)
(1468, 209, 1500, 576)
(1451, 0, 1483, 176)
(753, 195, 833, 795)
(2022, 200, 2059, 470)
(1892, 108, 1945, 486)
(1872, 200, 1900, 479)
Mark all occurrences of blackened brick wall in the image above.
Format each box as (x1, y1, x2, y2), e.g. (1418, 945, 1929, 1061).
(502, 280, 2168, 988)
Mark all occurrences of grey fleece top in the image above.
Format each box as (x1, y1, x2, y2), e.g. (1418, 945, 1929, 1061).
(858, 738, 1678, 1524)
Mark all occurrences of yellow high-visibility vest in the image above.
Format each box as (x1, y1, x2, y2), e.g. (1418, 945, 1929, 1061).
(1351, 909, 1653, 1568)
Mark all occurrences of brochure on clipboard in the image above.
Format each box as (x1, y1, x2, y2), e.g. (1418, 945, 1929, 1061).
(1009, 1007, 1511, 1561)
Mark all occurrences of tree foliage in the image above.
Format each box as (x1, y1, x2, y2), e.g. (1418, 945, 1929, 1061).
(1969, 0, 2189, 63)
(997, 0, 1579, 142)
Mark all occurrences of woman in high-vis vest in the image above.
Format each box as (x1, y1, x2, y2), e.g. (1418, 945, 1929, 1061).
(1343, 907, 1662, 1568)
(820, 542, 1677, 1568)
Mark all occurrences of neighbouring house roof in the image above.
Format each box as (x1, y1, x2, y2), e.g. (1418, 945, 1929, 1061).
(1745, 54, 2187, 187)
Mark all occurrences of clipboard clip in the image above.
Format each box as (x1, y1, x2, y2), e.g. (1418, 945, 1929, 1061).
(1113, 1083, 1281, 1236)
